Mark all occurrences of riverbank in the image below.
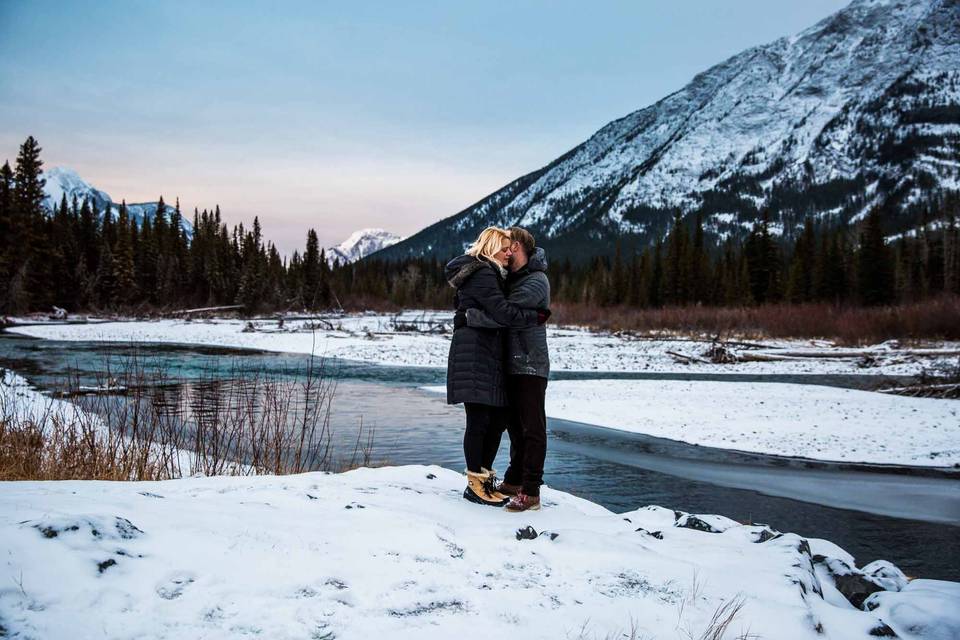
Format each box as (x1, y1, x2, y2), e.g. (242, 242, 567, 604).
(422, 375, 959, 468)
(2, 465, 957, 639)
(7, 313, 959, 469)
(7, 312, 960, 376)
(545, 380, 959, 468)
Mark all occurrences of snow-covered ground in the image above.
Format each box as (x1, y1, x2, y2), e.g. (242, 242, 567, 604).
(7, 312, 960, 376)
(1, 465, 957, 640)
(0, 369, 90, 427)
(422, 380, 960, 467)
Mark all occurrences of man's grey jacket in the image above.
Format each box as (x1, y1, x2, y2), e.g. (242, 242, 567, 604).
(466, 247, 550, 379)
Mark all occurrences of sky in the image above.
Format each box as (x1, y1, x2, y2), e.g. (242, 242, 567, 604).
(0, 0, 850, 254)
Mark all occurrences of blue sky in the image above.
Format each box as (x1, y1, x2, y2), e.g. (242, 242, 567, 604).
(0, 0, 849, 253)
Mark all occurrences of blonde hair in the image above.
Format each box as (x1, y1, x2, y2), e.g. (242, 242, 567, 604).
(466, 227, 511, 263)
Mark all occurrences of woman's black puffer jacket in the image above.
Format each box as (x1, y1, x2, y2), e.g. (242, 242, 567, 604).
(445, 254, 539, 407)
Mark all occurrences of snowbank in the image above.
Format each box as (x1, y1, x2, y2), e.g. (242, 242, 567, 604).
(2, 466, 955, 639)
(423, 379, 960, 467)
(1, 369, 89, 427)
(7, 313, 959, 376)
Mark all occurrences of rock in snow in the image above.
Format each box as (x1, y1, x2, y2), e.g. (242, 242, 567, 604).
(1, 466, 957, 639)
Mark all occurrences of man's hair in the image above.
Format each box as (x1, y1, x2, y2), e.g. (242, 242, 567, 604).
(509, 227, 535, 254)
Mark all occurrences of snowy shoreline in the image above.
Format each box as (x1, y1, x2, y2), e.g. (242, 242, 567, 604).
(6, 312, 960, 376)
(2, 466, 958, 639)
(5, 312, 960, 469)
(418, 378, 960, 468)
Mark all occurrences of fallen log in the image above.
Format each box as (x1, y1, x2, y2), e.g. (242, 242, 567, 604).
(734, 352, 801, 363)
(878, 382, 960, 394)
(170, 304, 244, 317)
(760, 349, 960, 359)
(665, 350, 712, 365)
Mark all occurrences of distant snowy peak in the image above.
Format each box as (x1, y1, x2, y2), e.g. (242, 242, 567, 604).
(326, 228, 402, 265)
(41, 166, 194, 238)
(42, 167, 113, 214)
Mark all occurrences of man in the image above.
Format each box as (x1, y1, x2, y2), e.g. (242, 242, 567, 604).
(466, 227, 550, 512)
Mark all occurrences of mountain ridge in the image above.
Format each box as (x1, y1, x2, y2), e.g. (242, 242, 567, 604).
(375, 0, 960, 262)
(41, 167, 195, 238)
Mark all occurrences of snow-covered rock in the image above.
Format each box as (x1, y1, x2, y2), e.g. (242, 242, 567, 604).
(864, 579, 960, 639)
(327, 228, 402, 266)
(2, 465, 956, 639)
(41, 166, 194, 238)
(381, 0, 960, 261)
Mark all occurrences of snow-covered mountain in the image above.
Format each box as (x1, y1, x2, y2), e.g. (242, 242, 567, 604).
(41, 167, 194, 238)
(379, 0, 960, 262)
(326, 228, 402, 266)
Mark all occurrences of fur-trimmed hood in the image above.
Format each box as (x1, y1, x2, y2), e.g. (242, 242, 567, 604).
(445, 255, 503, 288)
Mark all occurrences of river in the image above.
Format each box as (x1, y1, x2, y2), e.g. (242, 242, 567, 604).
(1, 332, 957, 581)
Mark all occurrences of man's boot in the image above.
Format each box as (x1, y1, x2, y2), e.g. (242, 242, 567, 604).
(495, 481, 522, 497)
(504, 492, 541, 512)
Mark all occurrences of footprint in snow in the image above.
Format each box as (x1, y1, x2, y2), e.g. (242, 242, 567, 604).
(156, 571, 196, 600)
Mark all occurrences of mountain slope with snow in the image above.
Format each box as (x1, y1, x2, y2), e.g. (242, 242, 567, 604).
(327, 228, 402, 265)
(379, 0, 960, 262)
(41, 167, 194, 238)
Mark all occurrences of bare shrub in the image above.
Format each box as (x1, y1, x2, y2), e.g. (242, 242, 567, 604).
(0, 352, 371, 481)
(552, 295, 960, 344)
(688, 596, 747, 640)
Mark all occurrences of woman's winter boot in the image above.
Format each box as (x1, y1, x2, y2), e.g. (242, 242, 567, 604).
(481, 467, 515, 499)
(464, 470, 509, 506)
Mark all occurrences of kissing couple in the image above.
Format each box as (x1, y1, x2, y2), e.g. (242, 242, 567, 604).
(445, 226, 551, 513)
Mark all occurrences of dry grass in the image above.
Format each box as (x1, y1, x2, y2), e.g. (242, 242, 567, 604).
(552, 296, 960, 345)
(0, 356, 374, 482)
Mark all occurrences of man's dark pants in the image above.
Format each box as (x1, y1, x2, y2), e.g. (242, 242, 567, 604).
(503, 375, 548, 496)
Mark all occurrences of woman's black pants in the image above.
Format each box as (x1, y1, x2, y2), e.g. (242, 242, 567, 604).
(463, 402, 507, 473)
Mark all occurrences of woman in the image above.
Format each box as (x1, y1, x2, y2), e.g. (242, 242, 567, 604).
(445, 227, 547, 507)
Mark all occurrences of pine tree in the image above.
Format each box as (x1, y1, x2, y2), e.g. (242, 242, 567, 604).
(690, 212, 709, 304)
(610, 241, 626, 305)
(96, 241, 116, 308)
(944, 202, 959, 295)
(744, 211, 782, 304)
(112, 201, 137, 305)
(857, 206, 894, 306)
(13, 137, 45, 221)
(302, 229, 321, 308)
(5, 137, 47, 311)
(663, 211, 690, 305)
(0, 161, 14, 304)
(786, 218, 816, 302)
(649, 238, 664, 307)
